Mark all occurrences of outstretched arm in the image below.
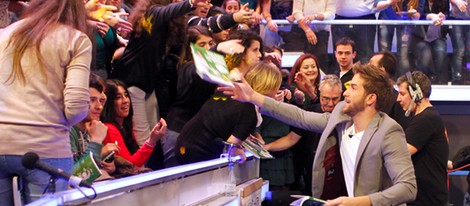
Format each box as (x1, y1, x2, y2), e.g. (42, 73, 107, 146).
(264, 131, 301, 151)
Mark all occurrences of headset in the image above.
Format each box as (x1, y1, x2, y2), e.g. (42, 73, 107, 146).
(405, 72, 424, 117)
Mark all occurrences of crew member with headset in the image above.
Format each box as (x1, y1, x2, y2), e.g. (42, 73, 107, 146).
(396, 71, 449, 205)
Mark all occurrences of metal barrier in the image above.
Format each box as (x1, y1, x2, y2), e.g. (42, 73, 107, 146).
(27, 153, 266, 206)
(267, 19, 470, 26)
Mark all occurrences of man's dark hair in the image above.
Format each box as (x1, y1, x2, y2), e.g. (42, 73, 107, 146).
(375, 51, 397, 78)
(353, 63, 393, 112)
(335, 37, 356, 52)
(89, 73, 105, 93)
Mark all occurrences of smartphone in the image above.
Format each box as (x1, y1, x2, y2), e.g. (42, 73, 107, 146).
(290, 195, 326, 206)
(299, 197, 326, 206)
(103, 151, 115, 163)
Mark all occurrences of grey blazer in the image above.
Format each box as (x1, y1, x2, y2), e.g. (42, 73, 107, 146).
(261, 98, 417, 206)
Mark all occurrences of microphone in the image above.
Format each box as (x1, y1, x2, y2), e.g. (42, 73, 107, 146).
(405, 92, 418, 117)
(22, 152, 92, 188)
(348, 133, 353, 138)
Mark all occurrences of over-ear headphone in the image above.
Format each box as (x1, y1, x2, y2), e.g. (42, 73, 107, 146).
(405, 72, 424, 117)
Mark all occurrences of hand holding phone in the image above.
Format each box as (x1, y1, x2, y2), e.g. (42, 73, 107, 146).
(103, 151, 115, 163)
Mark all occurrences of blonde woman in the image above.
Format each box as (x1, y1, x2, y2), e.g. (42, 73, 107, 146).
(175, 61, 282, 165)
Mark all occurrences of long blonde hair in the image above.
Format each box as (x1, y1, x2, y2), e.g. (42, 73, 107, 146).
(5, 0, 89, 84)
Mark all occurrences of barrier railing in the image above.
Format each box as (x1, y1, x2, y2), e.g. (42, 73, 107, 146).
(27, 153, 264, 206)
(267, 19, 470, 26)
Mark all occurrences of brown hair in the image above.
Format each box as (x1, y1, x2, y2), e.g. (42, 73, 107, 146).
(352, 63, 393, 112)
(179, 26, 213, 64)
(374, 51, 397, 78)
(5, 0, 89, 84)
(335, 37, 356, 52)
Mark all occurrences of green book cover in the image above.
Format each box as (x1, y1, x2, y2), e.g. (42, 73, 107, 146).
(290, 195, 326, 206)
(190, 43, 234, 87)
(73, 151, 102, 184)
(242, 136, 274, 159)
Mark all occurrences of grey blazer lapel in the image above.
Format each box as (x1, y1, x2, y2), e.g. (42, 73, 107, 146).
(354, 112, 383, 168)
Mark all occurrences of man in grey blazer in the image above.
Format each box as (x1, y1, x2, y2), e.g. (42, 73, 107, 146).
(221, 63, 417, 206)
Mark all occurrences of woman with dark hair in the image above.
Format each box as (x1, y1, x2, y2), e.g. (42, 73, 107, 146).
(0, 0, 91, 204)
(101, 79, 167, 167)
(225, 29, 263, 75)
(288, 53, 321, 108)
(111, 0, 203, 147)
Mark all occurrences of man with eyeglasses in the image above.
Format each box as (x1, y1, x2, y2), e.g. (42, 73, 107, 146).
(263, 74, 343, 195)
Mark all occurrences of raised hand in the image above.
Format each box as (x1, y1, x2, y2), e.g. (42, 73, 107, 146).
(451, 0, 468, 12)
(293, 88, 305, 105)
(88, 20, 109, 37)
(251, 12, 263, 25)
(274, 89, 286, 101)
(218, 73, 267, 107)
(86, 120, 108, 144)
(294, 72, 317, 99)
(149, 118, 167, 144)
(103, 12, 133, 36)
(85, 0, 117, 22)
(102, 143, 120, 156)
(217, 39, 245, 55)
(264, 51, 281, 66)
(233, 3, 254, 24)
(294, 72, 308, 89)
(219, 73, 254, 102)
(283, 88, 292, 101)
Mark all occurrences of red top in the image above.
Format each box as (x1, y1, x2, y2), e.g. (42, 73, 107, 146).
(103, 123, 153, 167)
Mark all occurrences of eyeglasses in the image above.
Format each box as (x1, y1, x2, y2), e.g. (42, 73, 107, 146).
(321, 96, 340, 103)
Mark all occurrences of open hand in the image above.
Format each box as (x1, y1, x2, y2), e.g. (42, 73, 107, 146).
(88, 20, 109, 37)
(149, 118, 167, 144)
(105, 12, 133, 36)
(453, 0, 468, 12)
(85, 0, 117, 22)
(233, 3, 254, 24)
(218, 73, 254, 103)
